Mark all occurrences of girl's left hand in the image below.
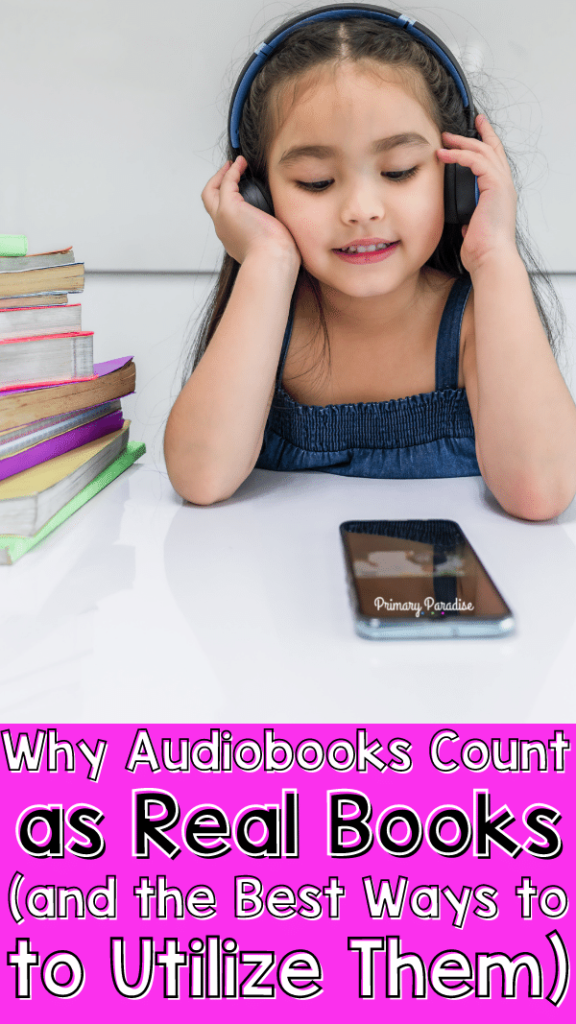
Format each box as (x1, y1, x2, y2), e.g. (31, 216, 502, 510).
(437, 115, 518, 275)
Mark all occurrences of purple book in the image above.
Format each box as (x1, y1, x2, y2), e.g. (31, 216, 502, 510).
(0, 409, 124, 481)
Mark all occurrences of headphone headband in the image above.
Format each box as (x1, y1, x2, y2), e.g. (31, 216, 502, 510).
(228, 4, 476, 153)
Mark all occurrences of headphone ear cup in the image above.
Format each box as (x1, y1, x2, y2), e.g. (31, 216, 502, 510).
(444, 163, 478, 225)
(238, 174, 274, 216)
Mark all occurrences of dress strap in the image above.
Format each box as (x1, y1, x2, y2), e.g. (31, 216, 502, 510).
(435, 276, 472, 391)
(275, 296, 296, 387)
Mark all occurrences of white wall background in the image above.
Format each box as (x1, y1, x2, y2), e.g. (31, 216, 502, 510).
(1, 0, 575, 271)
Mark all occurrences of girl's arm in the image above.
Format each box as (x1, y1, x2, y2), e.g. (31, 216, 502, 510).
(164, 158, 301, 505)
(438, 117, 576, 521)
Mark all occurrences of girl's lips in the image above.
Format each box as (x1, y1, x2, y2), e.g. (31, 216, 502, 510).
(333, 242, 399, 264)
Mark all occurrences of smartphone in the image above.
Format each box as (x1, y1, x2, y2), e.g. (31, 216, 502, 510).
(340, 519, 514, 640)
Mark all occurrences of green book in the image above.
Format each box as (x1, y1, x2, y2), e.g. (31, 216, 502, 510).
(0, 234, 27, 257)
(0, 440, 146, 564)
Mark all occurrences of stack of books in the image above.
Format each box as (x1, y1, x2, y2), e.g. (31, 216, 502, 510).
(0, 237, 145, 564)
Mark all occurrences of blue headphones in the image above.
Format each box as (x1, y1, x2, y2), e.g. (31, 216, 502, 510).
(228, 4, 479, 225)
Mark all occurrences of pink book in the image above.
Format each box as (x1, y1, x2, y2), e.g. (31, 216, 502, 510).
(0, 330, 96, 391)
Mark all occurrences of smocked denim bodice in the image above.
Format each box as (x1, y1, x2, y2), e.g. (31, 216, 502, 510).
(256, 276, 481, 479)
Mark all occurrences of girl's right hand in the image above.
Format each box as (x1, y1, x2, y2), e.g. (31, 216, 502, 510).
(201, 156, 301, 268)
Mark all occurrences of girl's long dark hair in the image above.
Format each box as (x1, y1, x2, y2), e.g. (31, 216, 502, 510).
(182, 15, 564, 384)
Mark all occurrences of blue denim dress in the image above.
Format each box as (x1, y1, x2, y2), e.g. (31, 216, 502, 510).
(256, 276, 481, 479)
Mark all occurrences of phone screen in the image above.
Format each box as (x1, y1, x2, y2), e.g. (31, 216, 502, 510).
(340, 519, 512, 627)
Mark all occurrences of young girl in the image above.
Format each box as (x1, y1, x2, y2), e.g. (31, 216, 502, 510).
(164, 6, 576, 521)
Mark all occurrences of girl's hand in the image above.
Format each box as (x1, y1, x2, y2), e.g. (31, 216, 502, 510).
(201, 155, 302, 268)
(436, 115, 518, 275)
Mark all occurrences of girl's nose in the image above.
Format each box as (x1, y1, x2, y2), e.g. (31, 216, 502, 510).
(340, 176, 384, 225)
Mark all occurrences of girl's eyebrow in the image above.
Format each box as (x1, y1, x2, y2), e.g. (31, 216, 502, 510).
(278, 132, 430, 166)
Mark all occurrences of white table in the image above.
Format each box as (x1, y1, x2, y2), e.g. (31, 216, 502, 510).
(1, 463, 575, 723)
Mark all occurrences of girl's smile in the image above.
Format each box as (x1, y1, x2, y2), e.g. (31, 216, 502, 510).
(267, 62, 445, 308)
(333, 239, 400, 263)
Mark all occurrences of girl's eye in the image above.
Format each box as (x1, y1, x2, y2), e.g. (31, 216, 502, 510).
(296, 168, 419, 191)
(383, 167, 418, 181)
(295, 179, 333, 192)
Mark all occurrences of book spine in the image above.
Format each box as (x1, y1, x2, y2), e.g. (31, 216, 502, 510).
(0, 411, 124, 482)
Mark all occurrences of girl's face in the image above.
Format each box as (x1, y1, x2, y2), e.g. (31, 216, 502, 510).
(267, 62, 445, 301)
